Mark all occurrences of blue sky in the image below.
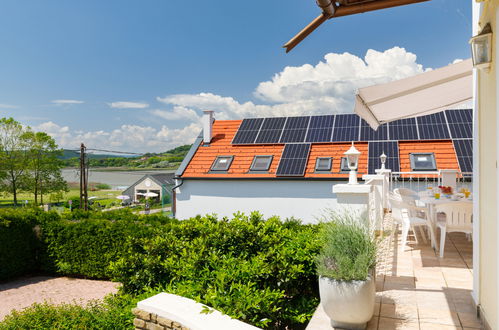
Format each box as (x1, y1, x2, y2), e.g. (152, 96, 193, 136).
(0, 0, 471, 152)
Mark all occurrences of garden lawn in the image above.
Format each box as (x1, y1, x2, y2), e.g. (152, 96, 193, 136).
(0, 188, 122, 208)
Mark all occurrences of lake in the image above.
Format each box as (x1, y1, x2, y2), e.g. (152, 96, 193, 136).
(62, 168, 175, 190)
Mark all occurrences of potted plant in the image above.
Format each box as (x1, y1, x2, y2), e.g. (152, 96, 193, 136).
(317, 213, 377, 329)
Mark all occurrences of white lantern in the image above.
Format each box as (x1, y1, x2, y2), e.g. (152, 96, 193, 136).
(344, 143, 361, 184)
(380, 152, 387, 170)
(470, 23, 492, 71)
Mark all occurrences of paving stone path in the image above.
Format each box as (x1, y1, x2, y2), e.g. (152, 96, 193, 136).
(0, 276, 119, 321)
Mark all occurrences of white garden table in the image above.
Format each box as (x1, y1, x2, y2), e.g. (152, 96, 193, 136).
(419, 196, 473, 250)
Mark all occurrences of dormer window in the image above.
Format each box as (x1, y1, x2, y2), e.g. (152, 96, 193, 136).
(315, 157, 332, 172)
(211, 156, 234, 171)
(410, 153, 437, 171)
(250, 155, 273, 172)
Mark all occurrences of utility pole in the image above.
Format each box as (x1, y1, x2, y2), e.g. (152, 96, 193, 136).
(79, 143, 88, 210)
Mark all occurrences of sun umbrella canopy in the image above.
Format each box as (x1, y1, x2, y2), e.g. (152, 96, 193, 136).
(116, 195, 130, 200)
(354, 59, 473, 129)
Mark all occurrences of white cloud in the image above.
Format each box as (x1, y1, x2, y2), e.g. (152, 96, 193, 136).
(109, 101, 149, 109)
(254, 47, 424, 104)
(150, 106, 200, 122)
(34, 121, 201, 153)
(52, 99, 84, 105)
(0, 103, 18, 109)
(158, 47, 427, 120)
(34, 47, 438, 153)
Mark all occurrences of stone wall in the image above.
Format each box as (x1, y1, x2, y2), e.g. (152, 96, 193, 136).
(134, 292, 260, 330)
(132, 308, 190, 330)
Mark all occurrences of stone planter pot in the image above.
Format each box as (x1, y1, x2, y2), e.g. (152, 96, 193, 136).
(319, 274, 375, 330)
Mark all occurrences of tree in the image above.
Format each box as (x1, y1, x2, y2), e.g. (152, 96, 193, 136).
(24, 131, 67, 205)
(0, 118, 30, 205)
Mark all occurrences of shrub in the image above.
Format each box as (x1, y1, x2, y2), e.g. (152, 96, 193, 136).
(316, 212, 376, 281)
(0, 208, 59, 281)
(95, 183, 111, 190)
(63, 198, 80, 209)
(0, 293, 137, 329)
(40, 217, 161, 278)
(61, 208, 173, 225)
(110, 212, 322, 329)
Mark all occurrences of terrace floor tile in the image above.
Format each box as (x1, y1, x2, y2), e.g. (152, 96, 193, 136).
(307, 214, 481, 330)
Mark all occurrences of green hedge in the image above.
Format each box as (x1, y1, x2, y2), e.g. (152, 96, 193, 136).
(0, 209, 321, 329)
(40, 216, 171, 278)
(110, 212, 322, 329)
(0, 293, 137, 330)
(0, 209, 59, 281)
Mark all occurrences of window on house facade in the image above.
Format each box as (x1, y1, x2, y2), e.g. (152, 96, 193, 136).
(410, 153, 437, 171)
(250, 155, 273, 172)
(211, 156, 234, 171)
(315, 157, 332, 172)
(340, 157, 357, 172)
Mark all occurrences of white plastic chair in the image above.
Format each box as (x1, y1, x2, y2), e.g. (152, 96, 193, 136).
(393, 188, 426, 215)
(389, 197, 432, 249)
(435, 202, 473, 258)
(394, 188, 419, 201)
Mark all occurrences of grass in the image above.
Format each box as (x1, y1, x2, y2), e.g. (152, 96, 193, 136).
(0, 188, 122, 208)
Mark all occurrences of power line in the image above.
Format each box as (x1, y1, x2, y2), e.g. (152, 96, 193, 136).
(66, 148, 144, 156)
(86, 148, 143, 155)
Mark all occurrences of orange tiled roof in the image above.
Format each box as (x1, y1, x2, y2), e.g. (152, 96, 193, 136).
(180, 120, 462, 179)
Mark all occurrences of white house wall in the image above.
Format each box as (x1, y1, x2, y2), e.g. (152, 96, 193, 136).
(175, 180, 341, 224)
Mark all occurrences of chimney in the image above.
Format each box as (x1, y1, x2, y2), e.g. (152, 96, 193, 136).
(202, 110, 214, 144)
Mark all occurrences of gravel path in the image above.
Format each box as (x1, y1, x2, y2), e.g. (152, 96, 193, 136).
(0, 276, 120, 321)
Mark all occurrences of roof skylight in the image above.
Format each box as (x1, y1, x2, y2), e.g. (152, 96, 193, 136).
(211, 156, 234, 171)
(250, 155, 273, 172)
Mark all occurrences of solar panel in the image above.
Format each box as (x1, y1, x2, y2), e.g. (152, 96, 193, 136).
(255, 117, 287, 144)
(360, 120, 388, 141)
(280, 116, 310, 143)
(332, 114, 360, 142)
(417, 112, 450, 140)
(388, 118, 419, 140)
(232, 118, 264, 144)
(305, 115, 335, 143)
(276, 143, 311, 176)
(446, 109, 473, 139)
(368, 141, 400, 174)
(453, 139, 473, 174)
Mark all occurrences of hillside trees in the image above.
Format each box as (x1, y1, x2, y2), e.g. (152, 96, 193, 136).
(0, 118, 67, 205)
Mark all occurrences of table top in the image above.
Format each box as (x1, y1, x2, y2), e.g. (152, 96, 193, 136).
(419, 196, 473, 205)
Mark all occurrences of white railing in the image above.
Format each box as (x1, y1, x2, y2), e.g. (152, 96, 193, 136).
(389, 171, 472, 194)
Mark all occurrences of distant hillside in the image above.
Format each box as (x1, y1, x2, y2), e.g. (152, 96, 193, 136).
(60, 144, 192, 169)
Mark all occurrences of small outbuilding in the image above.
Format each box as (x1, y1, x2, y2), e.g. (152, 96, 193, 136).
(122, 173, 174, 203)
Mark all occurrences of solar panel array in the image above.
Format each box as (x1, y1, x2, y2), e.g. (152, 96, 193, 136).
(232, 109, 472, 145)
(276, 143, 311, 176)
(446, 109, 473, 139)
(305, 115, 335, 143)
(417, 112, 450, 140)
(280, 116, 310, 143)
(255, 117, 286, 144)
(389, 118, 419, 140)
(232, 118, 263, 144)
(453, 139, 473, 174)
(360, 119, 388, 141)
(230, 109, 472, 176)
(368, 141, 400, 174)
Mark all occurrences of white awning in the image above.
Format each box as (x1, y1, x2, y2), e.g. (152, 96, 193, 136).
(354, 59, 473, 129)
